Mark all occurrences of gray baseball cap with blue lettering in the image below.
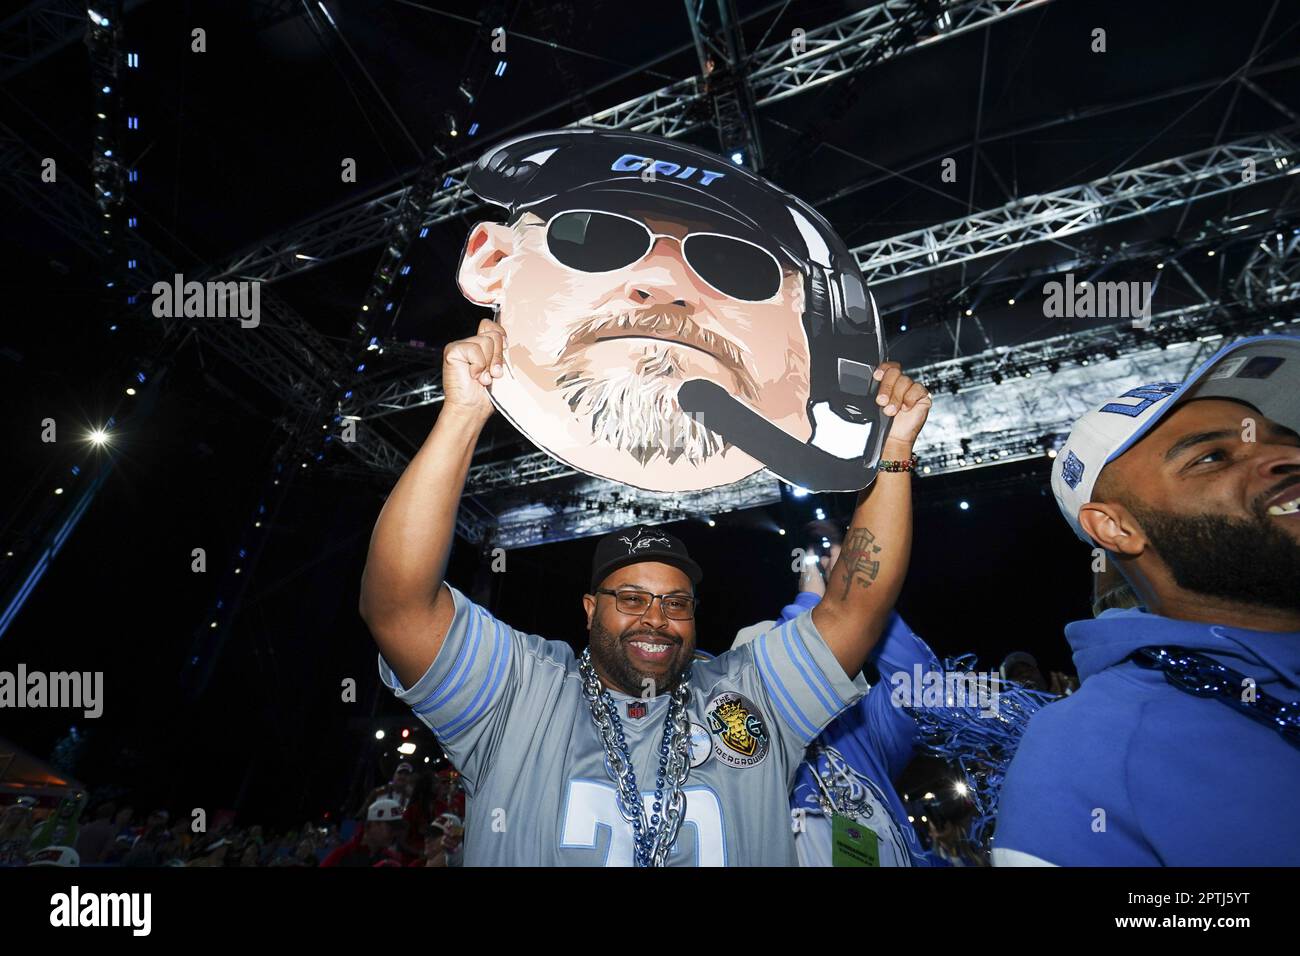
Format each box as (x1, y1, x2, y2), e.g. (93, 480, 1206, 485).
(1051, 334, 1300, 543)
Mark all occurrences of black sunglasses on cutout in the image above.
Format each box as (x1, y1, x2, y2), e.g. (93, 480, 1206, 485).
(540, 208, 786, 302)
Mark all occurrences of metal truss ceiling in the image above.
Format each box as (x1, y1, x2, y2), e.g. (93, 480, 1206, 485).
(854, 130, 1300, 285)
(199, 0, 1052, 284)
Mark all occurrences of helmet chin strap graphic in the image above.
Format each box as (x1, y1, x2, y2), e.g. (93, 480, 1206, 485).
(676, 376, 893, 492)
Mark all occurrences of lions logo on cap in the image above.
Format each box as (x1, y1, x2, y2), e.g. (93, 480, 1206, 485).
(706, 692, 770, 768)
(618, 527, 671, 556)
(1061, 450, 1085, 490)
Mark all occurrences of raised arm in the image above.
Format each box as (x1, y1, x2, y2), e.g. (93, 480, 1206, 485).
(811, 362, 931, 677)
(358, 318, 507, 688)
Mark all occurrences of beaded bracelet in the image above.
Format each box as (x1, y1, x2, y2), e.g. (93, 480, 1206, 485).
(877, 453, 919, 473)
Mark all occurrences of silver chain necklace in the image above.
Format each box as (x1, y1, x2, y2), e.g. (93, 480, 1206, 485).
(578, 647, 692, 866)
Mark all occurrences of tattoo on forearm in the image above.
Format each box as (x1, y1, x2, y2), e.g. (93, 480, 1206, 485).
(839, 527, 883, 601)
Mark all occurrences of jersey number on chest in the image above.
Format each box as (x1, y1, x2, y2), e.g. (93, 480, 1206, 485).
(560, 779, 726, 866)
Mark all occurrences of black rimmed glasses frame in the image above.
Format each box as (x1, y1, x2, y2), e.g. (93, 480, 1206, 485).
(593, 587, 700, 620)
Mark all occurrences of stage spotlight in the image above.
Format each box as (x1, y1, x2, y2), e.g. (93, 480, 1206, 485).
(401, 728, 410, 739)
(955, 780, 969, 796)
(730, 151, 743, 164)
(125, 387, 136, 396)
(55, 488, 64, 495)
(88, 428, 109, 446)
(899, 323, 908, 331)
(707, 518, 716, 527)
(815, 508, 825, 520)
(959, 501, 970, 511)
(778, 528, 786, 535)
(397, 743, 417, 756)
(445, 112, 459, 137)
(790, 485, 810, 498)
(375, 730, 385, 740)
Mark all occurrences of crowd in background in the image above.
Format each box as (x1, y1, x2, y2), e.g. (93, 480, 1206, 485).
(0, 763, 465, 868)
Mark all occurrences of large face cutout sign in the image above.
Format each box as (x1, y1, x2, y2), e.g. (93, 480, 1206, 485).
(456, 129, 889, 493)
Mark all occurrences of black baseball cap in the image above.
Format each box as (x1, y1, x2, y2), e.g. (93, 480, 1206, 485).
(466, 129, 852, 276)
(589, 525, 703, 594)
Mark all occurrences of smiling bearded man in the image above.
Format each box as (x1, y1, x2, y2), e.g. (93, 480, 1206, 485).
(993, 335, 1300, 868)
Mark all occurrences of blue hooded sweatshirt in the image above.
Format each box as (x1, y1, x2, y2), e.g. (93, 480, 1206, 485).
(993, 608, 1300, 866)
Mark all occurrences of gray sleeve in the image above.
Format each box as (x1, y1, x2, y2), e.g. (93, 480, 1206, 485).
(745, 606, 870, 764)
(376, 582, 556, 792)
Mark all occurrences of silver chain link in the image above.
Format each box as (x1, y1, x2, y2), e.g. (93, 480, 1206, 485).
(578, 648, 692, 866)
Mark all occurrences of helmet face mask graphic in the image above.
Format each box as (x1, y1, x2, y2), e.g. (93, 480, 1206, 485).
(457, 129, 890, 493)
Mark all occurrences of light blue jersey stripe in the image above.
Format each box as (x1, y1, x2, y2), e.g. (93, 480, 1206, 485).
(442, 616, 511, 738)
(784, 618, 844, 714)
(754, 623, 818, 741)
(414, 602, 484, 726)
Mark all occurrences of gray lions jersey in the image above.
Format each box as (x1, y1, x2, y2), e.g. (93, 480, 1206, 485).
(377, 582, 868, 865)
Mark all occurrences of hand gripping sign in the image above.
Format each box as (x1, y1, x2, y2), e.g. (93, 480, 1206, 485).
(456, 129, 891, 493)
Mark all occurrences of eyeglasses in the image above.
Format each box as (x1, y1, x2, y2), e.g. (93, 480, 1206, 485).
(542, 208, 785, 302)
(594, 587, 699, 620)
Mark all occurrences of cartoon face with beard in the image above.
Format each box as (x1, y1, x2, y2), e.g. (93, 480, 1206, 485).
(455, 205, 814, 491)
